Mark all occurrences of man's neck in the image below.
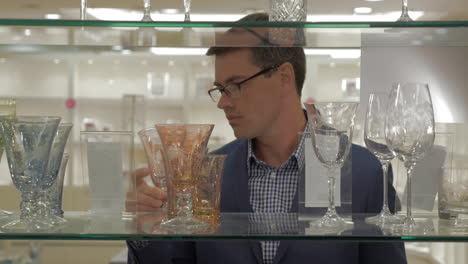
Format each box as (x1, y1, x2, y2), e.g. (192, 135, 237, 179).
(253, 107, 306, 168)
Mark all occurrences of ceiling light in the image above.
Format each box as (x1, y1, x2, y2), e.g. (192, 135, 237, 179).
(150, 47, 207, 55)
(45, 14, 61, 19)
(304, 49, 361, 59)
(354, 7, 373, 14)
(160, 9, 179, 14)
(24, 29, 31, 36)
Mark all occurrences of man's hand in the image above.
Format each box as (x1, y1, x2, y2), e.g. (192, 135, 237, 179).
(126, 168, 167, 212)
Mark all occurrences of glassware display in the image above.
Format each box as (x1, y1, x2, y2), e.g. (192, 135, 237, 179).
(49, 153, 69, 217)
(184, 0, 192, 22)
(397, 0, 413, 22)
(39, 123, 72, 225)
(364, 93, 401, 226)
(141, 0, 153, 21)
(81, 131, 136, 218)
(0, 116, 61, 231)
(304, 102, 358, 232)
(0, 98, 16, 217)
(156, 124, 214, 233)
(385, 83, 435, 233)
(193, 154, 227, 221)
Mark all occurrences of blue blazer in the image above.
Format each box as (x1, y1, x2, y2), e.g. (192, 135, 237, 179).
(128, 140, 407, 264)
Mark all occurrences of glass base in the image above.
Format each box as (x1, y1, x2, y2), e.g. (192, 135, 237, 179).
(397, 13, 413, 22)
(387, 216, 435, 235)
(365, 211, 403, 226)
(1, 218, 55, 232)
(46, 215, 67, 226)
(308, 211, 353, 234)
(159, 216, 208, 234)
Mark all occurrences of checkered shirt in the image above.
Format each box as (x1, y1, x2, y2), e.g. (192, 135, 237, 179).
(248, 125, 308, 264)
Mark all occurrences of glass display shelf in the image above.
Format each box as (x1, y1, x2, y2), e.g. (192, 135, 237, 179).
(0, 211, 467, 242)
(0, 20, 468, 48)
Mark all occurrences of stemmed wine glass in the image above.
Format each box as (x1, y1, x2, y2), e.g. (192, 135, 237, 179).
(385, 83, 435, 233)
(364, 93, 401, 226)
(397, 0, 413, 22)
(304, 102, 358, 232)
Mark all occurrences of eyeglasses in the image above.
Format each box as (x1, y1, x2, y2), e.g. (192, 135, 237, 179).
(208, 63, 281, 103)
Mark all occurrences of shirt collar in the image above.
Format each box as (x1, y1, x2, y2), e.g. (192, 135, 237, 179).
(246, 121, 310, 172)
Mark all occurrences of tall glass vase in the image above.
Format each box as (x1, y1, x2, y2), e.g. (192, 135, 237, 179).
(0, 116, 61, 231)
(156, 124, 213, 233)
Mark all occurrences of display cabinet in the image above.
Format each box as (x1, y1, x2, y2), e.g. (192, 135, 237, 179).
(0, 18, 468, 263)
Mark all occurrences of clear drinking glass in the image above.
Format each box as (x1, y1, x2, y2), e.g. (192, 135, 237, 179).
(397, 0, 413, 22)
(39, 123, 72, 226)
(364, 93, 401, 226)
(0, 116, 61, 231)
(385, 83, 435, 233)
(156, 124, 214, 233)
(81, 131, 136, 218)
(193, 154, 227, 222)
(304, 102, 358, 232)
(0, 98, 16, 217)
(49, 153, 69, 217)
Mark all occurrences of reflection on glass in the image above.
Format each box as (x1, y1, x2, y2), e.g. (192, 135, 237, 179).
(304, 102, 358, 233)
(364, 93, 401, 226)
(385, 83, 435, 234)
(0, 116, 61, 231)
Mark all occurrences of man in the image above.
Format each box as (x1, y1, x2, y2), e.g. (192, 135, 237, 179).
(127, 13, 407, 264)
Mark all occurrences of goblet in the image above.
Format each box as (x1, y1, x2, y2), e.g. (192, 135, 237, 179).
(385, 83, 435, 233)
(397, 0, 413, 22)
(0, 97, 16, 217)
(364, 93, 401, 226)
(0, 116, 61, 231)
(304, 102, 358, 232)
(156, 124, 213, 233)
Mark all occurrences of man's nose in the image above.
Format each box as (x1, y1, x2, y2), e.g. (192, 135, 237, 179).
(217, 93, 232, 109)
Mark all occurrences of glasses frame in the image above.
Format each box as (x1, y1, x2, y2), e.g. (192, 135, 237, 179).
(208, 63, 282, 102)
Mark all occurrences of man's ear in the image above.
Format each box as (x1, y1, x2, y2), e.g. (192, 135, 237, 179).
(278, 62, 296, 93)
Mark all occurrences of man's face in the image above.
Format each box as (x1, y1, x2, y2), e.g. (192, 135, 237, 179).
(214, 49, 284, 139)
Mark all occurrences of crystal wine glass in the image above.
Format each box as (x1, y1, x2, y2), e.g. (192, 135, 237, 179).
(385, 83, 435, 233)
(304, 102, 358, 232)
(397, 0, 413, 22)
(0, 98, 16, 217)
(156, 124, 213, 233)
(0, 116, 61, 231)
(364, 93, 401, 226)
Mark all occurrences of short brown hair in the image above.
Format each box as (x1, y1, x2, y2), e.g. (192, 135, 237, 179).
(206, 13, 306, 96)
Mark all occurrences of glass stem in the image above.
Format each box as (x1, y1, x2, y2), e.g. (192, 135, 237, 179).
(20, 192, 35, 221)
(184, 0, 191, 21)
(80, 0, 87, 20)
(405, 162, 415, 219)
(381, 162, 391, 214)
(142, 0, 152, 21)
(176, 191, 193, 218)
(327, 168, 337, 214)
